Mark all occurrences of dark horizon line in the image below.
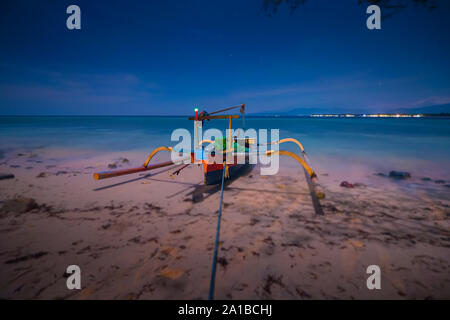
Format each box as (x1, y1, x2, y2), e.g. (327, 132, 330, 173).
(0, 113, 449, 118)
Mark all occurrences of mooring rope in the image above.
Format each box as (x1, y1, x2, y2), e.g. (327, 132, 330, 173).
(208, 164, 227, 300)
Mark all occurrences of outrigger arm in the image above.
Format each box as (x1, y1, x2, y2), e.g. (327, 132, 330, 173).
(197, 136, 325, 215)
(264, 149, 324, 215)
(143, 146, 173, 167)
(263, 138, 325, 215)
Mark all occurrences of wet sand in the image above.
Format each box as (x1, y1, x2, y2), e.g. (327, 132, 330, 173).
(0, 148, 449, 299)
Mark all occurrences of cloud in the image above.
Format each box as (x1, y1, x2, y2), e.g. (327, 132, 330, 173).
(232, 75, 369, 99)
(0, 64, 160, 113)
(411, 95, 450, 107)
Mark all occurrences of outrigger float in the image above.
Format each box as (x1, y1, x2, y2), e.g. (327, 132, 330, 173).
(93, 103, 325, 299)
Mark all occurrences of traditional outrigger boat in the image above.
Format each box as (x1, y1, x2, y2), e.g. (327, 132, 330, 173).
(93, 103, 325, 299)
(93, 103, 324, 204)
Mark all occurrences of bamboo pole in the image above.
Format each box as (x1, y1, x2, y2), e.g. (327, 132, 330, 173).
(93, 160, 176, 180)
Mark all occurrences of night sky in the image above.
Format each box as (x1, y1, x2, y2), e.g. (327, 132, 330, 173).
(0, 0, 449, 115)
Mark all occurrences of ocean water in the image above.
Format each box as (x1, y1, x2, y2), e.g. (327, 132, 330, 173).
(1, 116, 450, 181)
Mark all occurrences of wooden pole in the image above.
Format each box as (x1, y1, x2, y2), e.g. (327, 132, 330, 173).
(94, 160, 175, 180)
(228, 116, 232, 153)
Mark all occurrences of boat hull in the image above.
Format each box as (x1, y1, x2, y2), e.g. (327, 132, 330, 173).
(203, 162, 253, 185)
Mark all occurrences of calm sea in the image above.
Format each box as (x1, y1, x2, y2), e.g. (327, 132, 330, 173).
(1, 116, 449, 180)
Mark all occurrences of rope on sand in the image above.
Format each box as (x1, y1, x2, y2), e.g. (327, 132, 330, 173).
(208, 164, 227, 300)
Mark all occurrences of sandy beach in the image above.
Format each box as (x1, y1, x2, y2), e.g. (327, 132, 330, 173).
(0, 147, 449, 300)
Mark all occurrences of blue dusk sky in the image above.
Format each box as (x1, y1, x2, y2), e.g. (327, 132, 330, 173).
(0, 0, 449, 115)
